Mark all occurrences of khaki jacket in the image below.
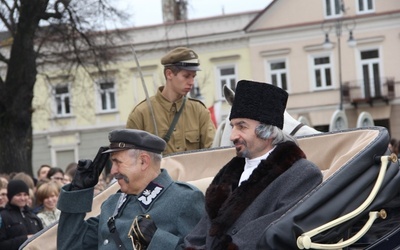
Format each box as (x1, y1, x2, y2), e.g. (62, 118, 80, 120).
(126, 87, 216, 155)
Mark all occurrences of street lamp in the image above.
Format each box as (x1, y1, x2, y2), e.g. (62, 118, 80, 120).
(321, 9, 356, 111)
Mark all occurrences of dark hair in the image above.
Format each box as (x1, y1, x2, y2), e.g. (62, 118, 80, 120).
(37, 164, 51, 177)
(163, 65, 181, 78)
(47, 167, 64, 179)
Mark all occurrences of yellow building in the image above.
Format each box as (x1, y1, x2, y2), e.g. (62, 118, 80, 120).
(31, 0, 400, 175)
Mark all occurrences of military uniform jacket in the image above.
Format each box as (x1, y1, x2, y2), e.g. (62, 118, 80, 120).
(126, 87, 216, 155)
(57, 169, 204, 250)
(0, 203, 43, 250)
(184, 141, 323, 250)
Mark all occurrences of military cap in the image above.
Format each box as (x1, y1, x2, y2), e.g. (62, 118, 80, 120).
(161, 47, 201, 71)
(229, 80, 288, 129)
(103, 129, 166, 154)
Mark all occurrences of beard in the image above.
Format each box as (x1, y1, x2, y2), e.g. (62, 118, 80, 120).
(233, 139, 249, 158)
(113, 173, 129, 184)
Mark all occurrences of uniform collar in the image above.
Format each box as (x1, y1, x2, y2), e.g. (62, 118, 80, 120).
(137, 169, 172, 210)
(155, 86, 186, 112)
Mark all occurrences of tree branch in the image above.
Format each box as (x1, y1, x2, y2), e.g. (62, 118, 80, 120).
(0, 51, 9, 64)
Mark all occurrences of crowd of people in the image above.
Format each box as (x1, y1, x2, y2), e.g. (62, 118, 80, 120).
(0, 162, 111, 250)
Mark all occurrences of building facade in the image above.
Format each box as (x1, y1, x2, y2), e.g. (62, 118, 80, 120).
(30, 0, 400, 176)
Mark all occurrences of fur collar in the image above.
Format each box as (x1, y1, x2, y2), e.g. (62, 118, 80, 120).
(205, 141, 306, 237)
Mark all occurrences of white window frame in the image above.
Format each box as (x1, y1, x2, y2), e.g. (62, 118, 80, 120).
(356, 0, 374, 14)
(267, 59, 289, 92)
(96, 79, 117, 113)
(310, 54, 334, 91)
(215, 65, 237, 101)
(357, 47, 383, 98)
(52, 84, 72, 117)
(324, 0, 343, 19)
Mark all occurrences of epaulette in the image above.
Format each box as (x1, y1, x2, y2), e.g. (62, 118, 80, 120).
(175, 181, 199, 190)
(187, 97, 207, 108)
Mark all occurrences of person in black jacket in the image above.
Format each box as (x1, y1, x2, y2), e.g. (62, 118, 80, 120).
(0, 179, 43, 250)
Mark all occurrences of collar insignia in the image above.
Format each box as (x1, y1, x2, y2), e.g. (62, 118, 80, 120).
(138, 182, 163, 209)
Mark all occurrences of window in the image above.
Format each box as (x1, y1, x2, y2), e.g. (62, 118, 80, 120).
(217, 66, 236, 99)
(312, 56, 332, 89)
(357, 0, 374, 14)
(98, 80, 116, 112)
(325, 0, 343, 18)
(269, 61, 288, 91)
(54, 85, 71, 117)
(360, 49, 381, 98)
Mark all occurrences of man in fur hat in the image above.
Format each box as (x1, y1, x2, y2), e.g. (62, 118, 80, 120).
(183, 80, 323, 249)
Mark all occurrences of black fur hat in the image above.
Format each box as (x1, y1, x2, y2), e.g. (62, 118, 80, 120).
(229, 80, 288, 129)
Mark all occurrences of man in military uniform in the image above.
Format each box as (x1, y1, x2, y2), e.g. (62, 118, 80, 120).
(57, 129, 204, 250)
(126, 47, 216, 155)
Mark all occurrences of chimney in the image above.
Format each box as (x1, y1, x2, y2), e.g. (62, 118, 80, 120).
(162, 0, 188, 23)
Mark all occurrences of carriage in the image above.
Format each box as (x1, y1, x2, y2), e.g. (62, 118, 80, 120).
(20, 126, 400, 249)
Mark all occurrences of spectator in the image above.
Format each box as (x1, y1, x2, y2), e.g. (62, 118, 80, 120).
(47, 167, 65, 186)
(37, 164, 51, 181)
(184, 80, 322, 249)
(12, 172, 36, 207)
(126, 47, 216, 155)
(13, 172, 35, 191)
(0, 180, 43, 250)
(0, 178, 7, 209)
(57, 129, 204, 249)
(64, 162, 78, 184)
(36, 181, 61, 228)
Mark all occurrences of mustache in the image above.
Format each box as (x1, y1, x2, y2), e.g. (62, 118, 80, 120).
(233, 139, 246, 146)
(113, 173, 129, 183)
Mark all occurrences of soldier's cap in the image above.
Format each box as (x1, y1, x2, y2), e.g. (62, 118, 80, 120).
(102, 129, 166, 154)
(161, 47, 201, 71)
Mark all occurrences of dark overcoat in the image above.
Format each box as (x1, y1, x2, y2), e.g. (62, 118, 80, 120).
(0, 203, 43, 250)
(184, 141, 323, 249)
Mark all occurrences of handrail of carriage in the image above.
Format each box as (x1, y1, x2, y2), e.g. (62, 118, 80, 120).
(297, 154, 397, 249)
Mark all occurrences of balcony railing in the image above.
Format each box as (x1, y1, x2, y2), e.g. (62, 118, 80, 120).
(342, 77, 396, 107)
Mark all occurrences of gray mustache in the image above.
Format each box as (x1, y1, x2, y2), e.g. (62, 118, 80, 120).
(113, 173, 129, 183)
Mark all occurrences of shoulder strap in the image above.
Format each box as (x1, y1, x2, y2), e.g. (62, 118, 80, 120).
(107, 193, 128, 250)
(163, 96, 186, 143)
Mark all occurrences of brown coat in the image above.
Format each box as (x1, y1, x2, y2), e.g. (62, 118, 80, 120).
(126, 87, 216, 155)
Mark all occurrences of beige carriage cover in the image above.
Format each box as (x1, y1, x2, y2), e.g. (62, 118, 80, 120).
(20, 128, 382, 250)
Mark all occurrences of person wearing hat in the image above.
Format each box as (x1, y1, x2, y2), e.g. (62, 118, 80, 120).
(183, 80, 322, 249)
(57, 129, 204, 250)
(126, 46, 216, 155)
(0, 179, 43, 250)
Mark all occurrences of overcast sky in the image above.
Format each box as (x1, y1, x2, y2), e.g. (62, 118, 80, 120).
(117, 0, 272, 27)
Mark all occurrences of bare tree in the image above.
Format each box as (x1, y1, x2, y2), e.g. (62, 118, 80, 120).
(0, 0, 128, 175)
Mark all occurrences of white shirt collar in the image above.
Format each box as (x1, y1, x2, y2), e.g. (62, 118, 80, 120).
(239, 146, 276, 186)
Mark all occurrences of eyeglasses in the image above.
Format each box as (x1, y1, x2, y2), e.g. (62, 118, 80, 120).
(51, 176, 64, 181)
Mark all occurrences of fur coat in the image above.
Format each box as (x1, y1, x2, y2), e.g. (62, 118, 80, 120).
(184, 141, 322, 250)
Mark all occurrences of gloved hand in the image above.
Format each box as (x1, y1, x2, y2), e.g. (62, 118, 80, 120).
(129, 214, 157, 249)
(70, 146, 109, 190)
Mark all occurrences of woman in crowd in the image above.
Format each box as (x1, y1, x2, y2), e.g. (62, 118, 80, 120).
(0, 180, 43, 250)
(35, 181, 61, 228)
(46, 167, 65, 186)
(37, 164, 51, 181)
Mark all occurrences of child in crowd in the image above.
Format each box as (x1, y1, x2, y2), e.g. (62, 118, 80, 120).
(35, 181, 61, 228)
(0, 180, 43, 250)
